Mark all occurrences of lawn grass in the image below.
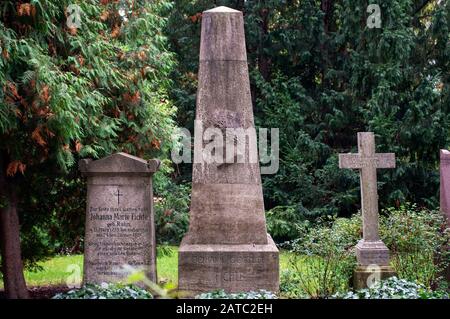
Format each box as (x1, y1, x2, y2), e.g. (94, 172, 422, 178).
(156, 246, 179, 288)
(0, 247, 296, 290)
(24, 254, 84, 287)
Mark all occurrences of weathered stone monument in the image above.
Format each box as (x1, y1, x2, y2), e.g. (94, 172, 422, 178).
(440, 150, 450, 227)
(339, 132, 396, 289)
(178, 6, 279, 293)
(439, 150, 450, 281)
(79, 152, 160, 284)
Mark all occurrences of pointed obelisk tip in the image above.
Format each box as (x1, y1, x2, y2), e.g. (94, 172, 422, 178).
(204, 6, 241, 13)
(199, 5, 246, 61)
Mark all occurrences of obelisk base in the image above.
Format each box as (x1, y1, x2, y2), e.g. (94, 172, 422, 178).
(353, 265, 396, 290)
(178, 235, 279, 295)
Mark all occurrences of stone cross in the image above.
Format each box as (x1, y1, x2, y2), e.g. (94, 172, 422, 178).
(339, 132, 395, 244)
(339, 132, 396, 288)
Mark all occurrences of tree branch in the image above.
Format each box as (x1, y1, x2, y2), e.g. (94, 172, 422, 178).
(414, 0, 433, 16)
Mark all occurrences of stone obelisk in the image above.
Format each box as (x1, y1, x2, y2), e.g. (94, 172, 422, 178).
(178, 6, 279, 294)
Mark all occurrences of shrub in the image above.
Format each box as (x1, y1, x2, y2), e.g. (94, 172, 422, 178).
(380, 204, 450, 289)
(196, 290, 277, 299)
(52, 283, 153, 299)
(279, 269, 305, 298)
(283, 204, 450, 298)
(391, 251, 440, 289)
(154, 162, 191, 244)
(334, 277, 449, 299)
(284, 216, 360, 298)
(266, 205, 305, 242)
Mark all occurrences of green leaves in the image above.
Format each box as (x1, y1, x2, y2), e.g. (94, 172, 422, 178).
(335, 277, 449, 299)
(196, 289, 277, 299)
(0, 0, 179, 271)
(245, 0, 450, 216)
(52, 283, 153, 299)
(0, 0, 177, 172)
(282, 203, 449, 297)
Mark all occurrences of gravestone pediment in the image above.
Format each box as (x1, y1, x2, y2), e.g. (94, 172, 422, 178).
(79, 152, 160, 174)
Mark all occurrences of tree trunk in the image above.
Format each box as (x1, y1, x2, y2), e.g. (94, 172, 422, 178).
(0, 154, 29, 299)
(258, 6, 270, 81)
(321, 0, 333, 33)
(320, 0, 334, 89)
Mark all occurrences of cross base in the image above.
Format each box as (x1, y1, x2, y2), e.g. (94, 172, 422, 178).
(356, 239, 391, 266)
(353, 265, 396, 290)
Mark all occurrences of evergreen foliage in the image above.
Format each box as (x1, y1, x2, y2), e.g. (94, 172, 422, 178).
(0, 0, 177, 263)
(167, 0, 450, 219)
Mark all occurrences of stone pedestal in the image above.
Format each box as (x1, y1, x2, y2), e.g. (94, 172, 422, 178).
(79, 152, 160, 285)
(355, 240, 390, 266)
(178, 235, 279, 293)
(354, 240, 395, 289)
(178, 6, 279, 295)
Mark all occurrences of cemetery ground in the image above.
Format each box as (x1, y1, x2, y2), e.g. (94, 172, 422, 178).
(0, 247, 297, 299)
(1, 204, 449, 300)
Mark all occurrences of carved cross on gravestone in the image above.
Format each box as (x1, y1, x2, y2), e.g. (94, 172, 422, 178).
(339, 132, 395, 266)
(114, 188, 123, 206)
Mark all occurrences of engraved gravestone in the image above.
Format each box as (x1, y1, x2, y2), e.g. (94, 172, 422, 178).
(79, 152, 160, 284)
(178, 6, 279, 294)
(339, 132, 396, 289)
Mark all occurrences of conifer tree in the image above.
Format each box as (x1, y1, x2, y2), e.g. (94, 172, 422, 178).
(167, 0, 449, 236)
(0, 0, 176, 298)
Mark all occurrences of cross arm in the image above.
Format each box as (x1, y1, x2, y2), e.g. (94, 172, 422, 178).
(339, 153, 396, 169)
(374, 153, 396, 168)
(339, 153, 362, 169)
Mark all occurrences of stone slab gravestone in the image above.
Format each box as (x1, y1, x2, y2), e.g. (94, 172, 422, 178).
(440, 150, 450, 227)
(339, 132, 396, 289)
(79, 152, 160, 284)
(178, 6, 279, 294)
(439, 150, 450, 281)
